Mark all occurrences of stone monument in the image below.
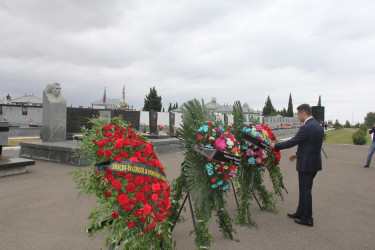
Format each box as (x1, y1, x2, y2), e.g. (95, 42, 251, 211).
(42, 83, 67, 142)
(149, 110, 158, 134)
(169, 112, 175, 136)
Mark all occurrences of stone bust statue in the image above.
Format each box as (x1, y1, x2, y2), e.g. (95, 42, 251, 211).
(44, 83, 66, 103)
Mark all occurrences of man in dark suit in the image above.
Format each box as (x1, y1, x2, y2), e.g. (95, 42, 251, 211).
(270, 104, 324, 227)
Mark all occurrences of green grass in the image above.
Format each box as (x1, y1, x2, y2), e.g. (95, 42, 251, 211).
(324, 128, 372, 146)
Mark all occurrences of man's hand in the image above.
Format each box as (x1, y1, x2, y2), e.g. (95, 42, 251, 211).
(289, 153, 297, 161)
(270, 143, 275, 149)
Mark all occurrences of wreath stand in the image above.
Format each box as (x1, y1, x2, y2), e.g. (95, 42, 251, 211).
(170, 166, 239, 241)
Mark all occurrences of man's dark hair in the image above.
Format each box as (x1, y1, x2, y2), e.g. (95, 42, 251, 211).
(297, 104, 312, 116)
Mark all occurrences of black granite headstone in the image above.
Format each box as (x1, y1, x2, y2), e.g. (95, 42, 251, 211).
(149, 110, 158, 134)
(66, 108, 141, 139)
(169, 112, 175, 136)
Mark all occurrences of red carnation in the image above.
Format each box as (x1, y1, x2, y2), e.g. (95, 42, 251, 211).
(126, 182, 136, 193)
(123, 204, 134, 211)
(151, 194, 159, 202)
(197, 134, 202, 140)
(140, 217, 147, 223)
(165, 199, 171, 209)
(105, 169, 112, 175)
(104, 131, 112, 137)
(113, 154, 122, 162)
(114, 139, 123, 150)
(129, 156, 138, 162)
(105, 150, 113, 158)
(97, 148, 104, 157)
(142, 204, 152, 215)
(208, 121, 212, 126)
(129, 199, 136, 205)
(135, 192, 145, 202)
(152, 183, 161, 192)
(126, 221, 135, 228)
(148, 220, 156, 230)
(118, 193, 129, 205)
(155, 213, 165, 222)
(125, 174, 134, 181)
(120, 151, 129, 159)
(112, 180, 122, 190)
(211, 179, 216, 183)
(135, 209, 143, 217)
(157, 200, 164, 208)
(97, 139, 106, 147)
(112, 211, 119, 219)
(105, 190, 111, 197)
(134, 175, 145, 186)
(106, 175, 115, 183)
(217, 166, 224, 172)
(157, 233, 162, 238)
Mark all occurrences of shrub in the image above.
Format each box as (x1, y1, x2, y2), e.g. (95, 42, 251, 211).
(352, 130, 367, 145)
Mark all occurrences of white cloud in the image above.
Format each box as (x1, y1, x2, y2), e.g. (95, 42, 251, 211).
(1, 0, 375, 124)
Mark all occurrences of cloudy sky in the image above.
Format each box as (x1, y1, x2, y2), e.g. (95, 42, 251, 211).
(1, 0, 374, 124)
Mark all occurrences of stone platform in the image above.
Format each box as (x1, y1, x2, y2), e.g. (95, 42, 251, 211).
(19, 138, 183, 166)
(0, 157, 35, 177)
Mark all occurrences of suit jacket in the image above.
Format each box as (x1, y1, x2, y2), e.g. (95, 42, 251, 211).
(275, 117, 324, 172)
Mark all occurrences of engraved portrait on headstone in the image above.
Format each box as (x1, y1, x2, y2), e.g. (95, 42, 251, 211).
(42, 83, 67, 142)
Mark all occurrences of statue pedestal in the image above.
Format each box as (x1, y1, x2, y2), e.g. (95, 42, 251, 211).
(42, 95, 66, 142)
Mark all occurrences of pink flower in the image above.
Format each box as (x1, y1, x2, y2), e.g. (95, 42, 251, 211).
(215, 138, 226, 150)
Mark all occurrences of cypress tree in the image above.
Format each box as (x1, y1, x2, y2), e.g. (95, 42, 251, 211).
(318, 95, 322, 107)
(262, 96, 277, 116)
(143, 86, 162, 111)
(287, 93, 294, 117)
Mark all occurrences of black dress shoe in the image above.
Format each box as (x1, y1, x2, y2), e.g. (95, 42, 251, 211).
(364, 165, 369, 168)
(287, 213, 302, 219)
(294, 218, 313, 227)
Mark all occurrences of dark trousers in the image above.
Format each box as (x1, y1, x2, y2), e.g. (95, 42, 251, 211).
(296, 171, 317, 223)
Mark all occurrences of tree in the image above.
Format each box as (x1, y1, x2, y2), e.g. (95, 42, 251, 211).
(168, 103, 172, 112)
(287, 93, 294, 117)
(162, 107, 165, 112)
(364, 112, 375, 128)
(344, 120, 351, 128)
(262, 96, 277, 116)
(334, 119, 341, 130)
(6, 94, 11, 100)
(143, 86, 162, 111)
(318, 95, 322, 107)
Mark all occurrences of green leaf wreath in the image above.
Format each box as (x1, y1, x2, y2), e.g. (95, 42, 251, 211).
(170, 99, 238, 248)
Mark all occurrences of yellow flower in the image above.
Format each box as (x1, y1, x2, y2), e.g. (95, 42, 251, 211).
(224, 165, 228, 170)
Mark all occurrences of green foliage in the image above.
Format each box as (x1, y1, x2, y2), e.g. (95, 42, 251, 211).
(334, 119, 341, 130)
(352, 130, 367, 145)
(262, 96, 277, 116)
(232, 101, 282, 226)
(317, 95, 322, 107)
(364, 112, 375, 128)
(287, 93, 294, 117)
(174, 99, 238, 247)
(143, 86, 162, 112)
(70, 117, 175, 249)
(344, 120, 351, 128)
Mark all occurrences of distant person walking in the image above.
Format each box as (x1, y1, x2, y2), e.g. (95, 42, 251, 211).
(364, 123, 375, 168)
(270, 104, 324, 227)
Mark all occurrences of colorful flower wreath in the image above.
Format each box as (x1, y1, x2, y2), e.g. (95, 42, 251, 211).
(241, 122, 272, 170)
(196, 121, 240, 190)
(261, 124, 281, 165)
(71, 117, 173, 248)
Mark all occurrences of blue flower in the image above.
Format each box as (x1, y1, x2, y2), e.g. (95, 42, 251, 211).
(217, 180, 223, 186)
(222, 184, 229, 190)
(248, 157, 255, 165)
(211, 183, 218, 188)
(242, 145, 248, 149)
